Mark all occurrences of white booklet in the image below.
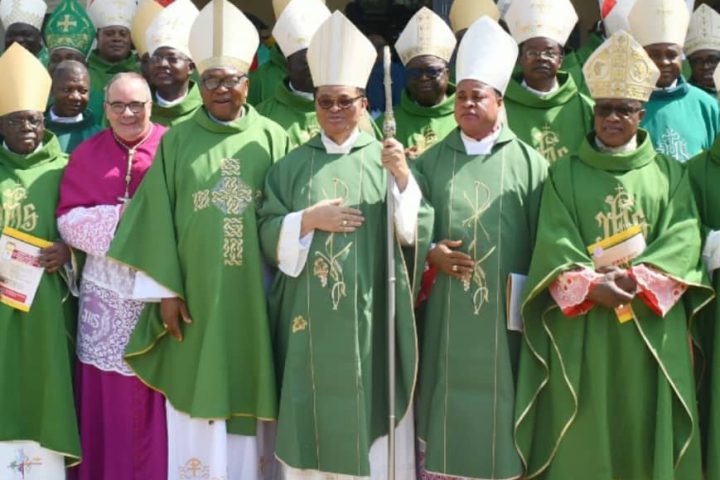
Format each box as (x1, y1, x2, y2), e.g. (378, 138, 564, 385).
(0, 227, 52, 312)
(506, 273, 528, 332)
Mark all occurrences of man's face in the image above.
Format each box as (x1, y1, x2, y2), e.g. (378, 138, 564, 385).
(286, 49, 313, 92)
(405, 55, 450, 107)
(518, 37, 563, 87)
(454, 79, 502, 139)
(97, 26, 132, 63)
(48, 48, 87, 75)
(689, 49, 720, 91)
(199, 67, 249, 121)
(593, 99, 645, 148)
(104, 78, 152, 142)
(315, 85, 368, 140)
(149, 47, 194, 90)
(0, 110, 45, 154)
(5, 23, 42, 55)
(645, 43, 683, 88)
(51, 69, 90, 117)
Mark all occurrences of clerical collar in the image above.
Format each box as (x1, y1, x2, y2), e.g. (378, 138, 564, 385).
(208, 108, 244, 125)
(521, 78, 559, 97)
(594, 135, 638, 154)
(2, 141, 42, 154)
(156, 90, 188, 107)
(288, 82, 314, 101)
(321, 128, 360, 154)
(654, 79, 678, 92)
(460, 125, 502, 155)
(49, 108, 84, 124)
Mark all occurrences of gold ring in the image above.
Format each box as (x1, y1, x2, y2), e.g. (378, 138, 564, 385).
(452, 265, 458, 272)
(163, 323, 169, 329)
(342, 220, 348, 226)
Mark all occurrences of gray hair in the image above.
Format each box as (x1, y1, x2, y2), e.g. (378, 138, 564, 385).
(104, 72, 152, 102)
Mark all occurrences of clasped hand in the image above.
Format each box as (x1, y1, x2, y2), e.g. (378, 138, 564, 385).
(587, 266, 637, 309)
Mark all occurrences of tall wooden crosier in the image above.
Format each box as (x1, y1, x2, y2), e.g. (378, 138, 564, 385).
(382, 46, 398, 480)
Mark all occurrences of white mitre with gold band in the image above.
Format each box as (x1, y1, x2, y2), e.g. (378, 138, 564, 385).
(132, 0, 165, 57)
(146, 0, 199, 58)
(456, 16, 518, 95)
(0, 43, 51, 116)
(307, 11, 376, 89)
(685, 4, 720, 56)
(0, 0, 46, 30)
(505, 0, 578, 47)
(189, 0, 258, 75)
(394, 7, 456, 66)
(449, 0, 500, 34)
(628, 0, 690, 47)
(272, 0, 330, 59)
(88, 0, 137, 29)
(583, 30, 660, 102)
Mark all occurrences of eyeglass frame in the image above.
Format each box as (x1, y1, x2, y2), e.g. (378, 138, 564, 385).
(200, 75, 248, 91)
(105, 101, 150, 115)
(315, 95, 365, 111)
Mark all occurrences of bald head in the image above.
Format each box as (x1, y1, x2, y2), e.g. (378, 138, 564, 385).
(51, 60, 91, 118)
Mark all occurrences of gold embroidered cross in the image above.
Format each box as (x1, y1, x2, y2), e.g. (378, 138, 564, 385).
(57, 14, 77, 32)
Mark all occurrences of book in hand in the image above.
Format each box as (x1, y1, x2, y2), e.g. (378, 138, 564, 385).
(506, 273, 527, 332)
(586, 225, 646, 323)
(0, 227, 52, 312)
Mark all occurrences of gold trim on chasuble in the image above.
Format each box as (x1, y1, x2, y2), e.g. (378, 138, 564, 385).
(191, 158, 257, 266)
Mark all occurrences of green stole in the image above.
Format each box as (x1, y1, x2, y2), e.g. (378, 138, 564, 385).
(505, 71, 594, 164)
(256, 80, 380, 150)
(258, 132, 433, 476)
(515, 130, 711, 480)
(0, 133, 80, 465)
(150, 81, 203, 127)
(412, 126, 547, 479)
(688, 137, 720, 480)
(108, 106, 289, 435)
(44, 109, 102, 153)
(248, 45, 287, 106)
(87, 50, 141, 127)
(377, 86, 457, 155)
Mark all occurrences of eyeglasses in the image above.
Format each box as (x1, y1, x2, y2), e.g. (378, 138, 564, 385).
(106, 101, 149, 114)
(406, 66, 447, 80)
(201, 75, 246, 90)
(149, 54, 187, 66)
(594, 104, 642, 118)
(316, 95, 364, 110)
(3, 115, 43, 128)
(522, 49, 562, 60)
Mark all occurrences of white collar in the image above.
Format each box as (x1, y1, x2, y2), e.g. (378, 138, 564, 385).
(3, 141, 42, 154)
(49, 108, 84, 124)
(521, 78, 559, 97)
(321, 128, 360, 154)
(156, 90, 188, 107)
(594, 135, 638, 154)
(288, 81, 314, 101)
(460, 126, 502, 155)
(208, 108, 244, 125)
(654, 79, 678, 91)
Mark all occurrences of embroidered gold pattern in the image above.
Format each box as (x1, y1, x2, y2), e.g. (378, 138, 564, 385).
(193, 190, 210, 211)
(410, 125, 439, 157)
(534, 123, 568, 163)
(461, 181, 497, 314)
(178, 457, 210, 479)
(223, 217, 244, 266)
(595, 184, 648, 241)
(292, 315, 308, 333)
(1, 185, 37, 232)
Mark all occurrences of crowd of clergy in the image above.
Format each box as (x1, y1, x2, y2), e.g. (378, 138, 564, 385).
(6, 0, 720, 478)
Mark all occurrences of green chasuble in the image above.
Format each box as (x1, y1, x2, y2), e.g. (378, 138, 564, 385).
(413, 126, 548, 479)
(687, 138, 720, 480)
(562, 32, 603, 96)
(258, 132, 433, 476)
(376, 86, 457, 156)
(108, 106, 289, 435)
(642, 75, 720, 162)
(256, 80, 380, 149)
(248, 45, 287, 106)
(515, 130, 712, 480)
(87, 50, 141, 127)
(44, 109, 102, 153)
(505, 72, 594, 164)
(0, 133, 80, 465)
(150, 81, 203, 127)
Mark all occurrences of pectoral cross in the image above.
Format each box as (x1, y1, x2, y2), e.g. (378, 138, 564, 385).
(57, 15, 77, 32)
(118, 148, 135, 204)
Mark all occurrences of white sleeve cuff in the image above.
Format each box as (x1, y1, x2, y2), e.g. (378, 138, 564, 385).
(391, 174, 421, 246)
(278, 211, 314, 278)
(703, 230, 720, 273)
(132, 271, 177, 302)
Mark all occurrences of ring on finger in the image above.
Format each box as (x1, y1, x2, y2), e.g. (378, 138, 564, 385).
(452, 265, 458, 272)
(163, 323, 169, 329)
(342, 220, 348, 226)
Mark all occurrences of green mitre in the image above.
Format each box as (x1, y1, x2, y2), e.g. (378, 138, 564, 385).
(44, 0, 96, 58)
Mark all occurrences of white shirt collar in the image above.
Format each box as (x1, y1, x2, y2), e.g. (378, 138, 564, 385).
(49, 108, 84, 124)
(594, 135, 638, 154)
(156, 90, 188, 107)
(288, 81, 314, 101)
(321, 128, 360, 154)
(460, 126, 502, 155)
(521, 78, 559, 97)
(207, 108, 244, 125)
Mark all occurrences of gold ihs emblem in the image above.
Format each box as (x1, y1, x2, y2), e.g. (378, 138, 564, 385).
(595, 184, 648, 241)
(533, 123, 568, 163)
